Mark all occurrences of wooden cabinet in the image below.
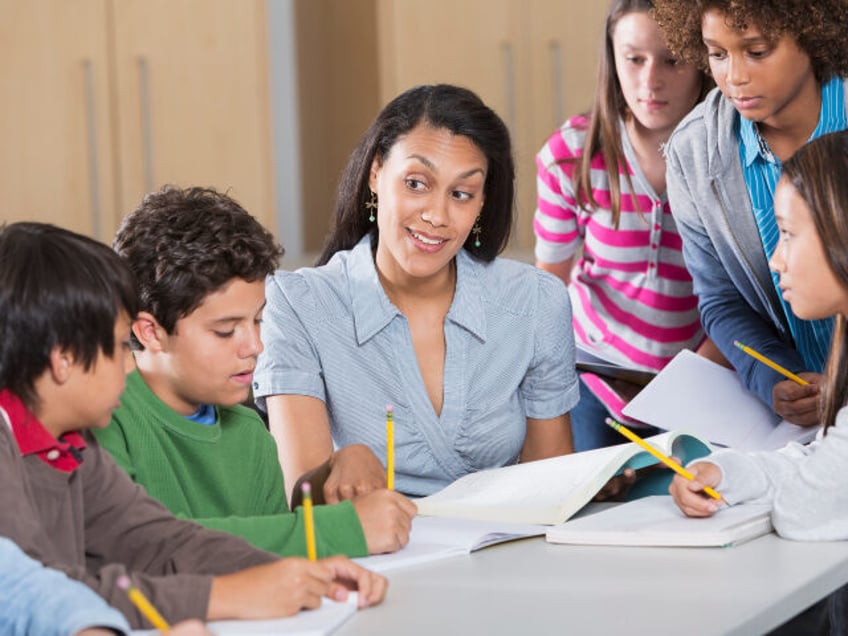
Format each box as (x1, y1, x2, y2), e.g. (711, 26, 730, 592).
(376, 0, 607, 251)
(1, 0, 274, 242)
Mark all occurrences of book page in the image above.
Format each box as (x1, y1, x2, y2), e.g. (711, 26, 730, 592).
(623, 350, 819, 450)
(546, 496, 773, 547)
(414, 432, 694, 524)
(131, 595, 357, 636)
(576, 345, 656, 386)
(353, 516, 544, 572)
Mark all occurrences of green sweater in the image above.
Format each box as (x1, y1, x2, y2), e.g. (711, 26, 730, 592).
(94, 370, 367, 558)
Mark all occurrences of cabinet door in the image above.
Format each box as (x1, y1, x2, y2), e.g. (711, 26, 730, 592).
(0, 0, 117, 239)
(375, 0, 606, 253)
(377, 0, 515, 123)
(110, 0, 274, 231)
(520, 0, 607, 249)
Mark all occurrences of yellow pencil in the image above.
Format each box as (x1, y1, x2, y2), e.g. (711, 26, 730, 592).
(302, 482, 317, 561)
(605, 418, 722, 501)
(733, 340, 809, 385)
(386, 404, 395, 491)
(117, 575, 170, 632)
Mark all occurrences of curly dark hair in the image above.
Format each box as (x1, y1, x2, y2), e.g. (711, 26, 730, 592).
(653, 0, 848, 82)
(113, 186, 284, 346)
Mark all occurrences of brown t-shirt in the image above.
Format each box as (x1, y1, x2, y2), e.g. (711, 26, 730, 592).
(0, 420, 276, 627)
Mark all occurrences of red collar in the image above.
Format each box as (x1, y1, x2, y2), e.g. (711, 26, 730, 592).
(0, 389, 86, 472)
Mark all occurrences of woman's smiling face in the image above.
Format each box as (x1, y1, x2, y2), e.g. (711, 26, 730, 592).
(370, 123, 487, 285)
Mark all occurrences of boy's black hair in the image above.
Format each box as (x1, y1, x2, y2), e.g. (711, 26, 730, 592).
(0, 222, 139, 409)
(113, 185, 284, 348)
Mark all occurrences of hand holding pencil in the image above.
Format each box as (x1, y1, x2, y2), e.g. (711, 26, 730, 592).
(604, 418, 724, 506)
(668, 461, 727, 518)
(733, 340, 823, 426)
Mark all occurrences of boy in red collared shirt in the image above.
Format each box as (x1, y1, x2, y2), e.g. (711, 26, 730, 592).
(0, 222, 386, 630)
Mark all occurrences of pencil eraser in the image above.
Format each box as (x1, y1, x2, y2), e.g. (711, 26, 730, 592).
(116, 575, 131, 591)
(302, 482, 311, 494)
(386, 404, 393, 413)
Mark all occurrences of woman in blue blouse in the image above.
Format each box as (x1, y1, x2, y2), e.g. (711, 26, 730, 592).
(254, 85, 580, 501)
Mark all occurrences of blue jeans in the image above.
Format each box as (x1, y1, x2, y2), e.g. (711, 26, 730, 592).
(570, 377, 658, 452)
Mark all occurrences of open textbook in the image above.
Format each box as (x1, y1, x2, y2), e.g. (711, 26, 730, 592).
(546, 495, 773, 548)
(415, 431, 712, 525)
(354, 516, 544, 572)
(622, 350, 820, 451)
(131, 595, 357, 636)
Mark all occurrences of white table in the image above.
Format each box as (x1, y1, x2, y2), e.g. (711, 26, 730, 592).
(337, 533, 848, 635)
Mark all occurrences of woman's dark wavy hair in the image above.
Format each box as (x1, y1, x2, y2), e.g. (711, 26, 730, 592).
(0, 222, 139, 410)
(780, 131, 848, 433)
(653, 0, 848, 83)
(317, 84, 515, 266)
(113, 185, 283, 348)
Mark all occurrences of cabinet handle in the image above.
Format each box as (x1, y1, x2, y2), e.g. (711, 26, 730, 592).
(81, 60, 103, 239)
(501, 42, 517, 136)
(138, 56, 154, 192)
(549, 40, 564, 126)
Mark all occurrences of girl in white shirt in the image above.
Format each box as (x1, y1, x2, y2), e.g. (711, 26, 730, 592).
(670, 130, 848, 541)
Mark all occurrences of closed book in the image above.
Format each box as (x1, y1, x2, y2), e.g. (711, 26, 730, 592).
(546, 495, 773, 547)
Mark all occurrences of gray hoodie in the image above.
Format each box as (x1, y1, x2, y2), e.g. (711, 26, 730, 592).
(665, 83, 848, 408)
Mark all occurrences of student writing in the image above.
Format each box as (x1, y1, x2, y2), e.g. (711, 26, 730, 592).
(0, 222, 386, 629)
(670, 131, 848, 539)
(94, 186, 414, 557)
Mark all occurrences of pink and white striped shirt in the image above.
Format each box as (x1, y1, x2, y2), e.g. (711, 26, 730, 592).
(534, 115, 704, 373)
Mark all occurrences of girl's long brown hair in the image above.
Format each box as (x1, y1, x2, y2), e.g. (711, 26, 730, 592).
(781, 131, 848, 431)
(568, 0, 712, 228)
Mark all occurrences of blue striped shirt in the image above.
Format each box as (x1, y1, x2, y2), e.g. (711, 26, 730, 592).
(254, 235, 580, 496)
(737, 76, 845, 372)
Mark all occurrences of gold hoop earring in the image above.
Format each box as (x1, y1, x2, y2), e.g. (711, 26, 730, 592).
(365, 190, 378, 223)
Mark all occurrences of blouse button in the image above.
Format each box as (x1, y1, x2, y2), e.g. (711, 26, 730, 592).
(654, 223, 661, 231)
(648, 263, 655, 268)
(46, 449, 60, 461)
(651, 244, 658, 250)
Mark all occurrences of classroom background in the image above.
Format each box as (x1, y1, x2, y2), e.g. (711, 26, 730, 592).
(0, 0, 607, 266)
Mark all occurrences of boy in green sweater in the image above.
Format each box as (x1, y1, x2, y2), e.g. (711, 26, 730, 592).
(95, 186, 415, 558)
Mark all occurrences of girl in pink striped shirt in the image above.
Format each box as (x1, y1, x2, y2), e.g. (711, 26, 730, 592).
(534, 0, 720, 450)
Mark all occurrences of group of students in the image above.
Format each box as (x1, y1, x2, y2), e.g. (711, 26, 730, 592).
(4, 0, 848, 633)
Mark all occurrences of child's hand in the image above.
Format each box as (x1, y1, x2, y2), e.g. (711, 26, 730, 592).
(318, 555, 388, 608)
(668, 461, 723, 517)
(164, 620, 213, 635)
(352, 489, 417, 554)
(208, 556, 387, 620)
(324, 445, 387, 503)
(79, 619, 212, 636)
(772, 372, 822, 426)
(594, 468, 637, 501)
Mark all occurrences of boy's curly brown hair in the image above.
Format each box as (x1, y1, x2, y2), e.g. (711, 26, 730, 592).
(114, 185, 284, 346)
(653, 0, 848, 82)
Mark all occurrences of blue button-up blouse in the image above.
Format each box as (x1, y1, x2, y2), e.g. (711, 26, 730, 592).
(255, 235, 579, 496)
